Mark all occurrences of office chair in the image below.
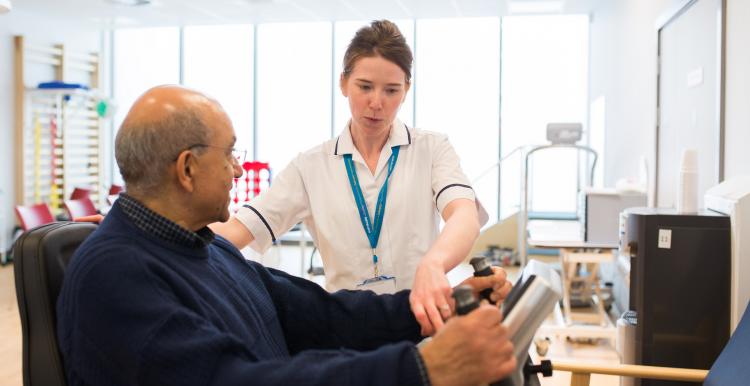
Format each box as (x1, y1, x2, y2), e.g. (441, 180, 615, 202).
(14, 222, 97, 386)
(14, 203, 55, 231)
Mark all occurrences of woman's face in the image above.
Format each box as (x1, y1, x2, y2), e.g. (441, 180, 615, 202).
(340, 55, 410, 136)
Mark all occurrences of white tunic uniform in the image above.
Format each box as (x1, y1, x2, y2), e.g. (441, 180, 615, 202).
(235, 119, 483, 292)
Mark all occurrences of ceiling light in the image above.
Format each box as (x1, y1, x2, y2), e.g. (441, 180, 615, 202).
(89, 16, 140, 26)
(508, 1, 563, 14)
(107, 0, 152, 6)
(0, 0, 12, 14)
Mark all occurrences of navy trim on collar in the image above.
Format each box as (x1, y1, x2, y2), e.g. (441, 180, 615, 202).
(333, 122, 411, 156)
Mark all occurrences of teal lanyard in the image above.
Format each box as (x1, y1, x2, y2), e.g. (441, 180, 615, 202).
(343, 146, 401, 276)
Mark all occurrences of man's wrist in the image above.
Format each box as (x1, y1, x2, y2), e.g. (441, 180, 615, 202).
(412, 346, 433, 386)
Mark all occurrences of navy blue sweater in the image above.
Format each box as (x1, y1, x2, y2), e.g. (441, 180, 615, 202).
(57, 202, 426, 386)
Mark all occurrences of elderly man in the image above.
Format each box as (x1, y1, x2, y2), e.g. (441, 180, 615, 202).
(57, 85, 516, 386)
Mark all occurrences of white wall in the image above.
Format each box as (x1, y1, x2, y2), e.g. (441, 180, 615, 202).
(589, 0, 671, 201)
(0, 10, 102, 253)
(724, 0, 750, 179)
(591, 0, 750, 201)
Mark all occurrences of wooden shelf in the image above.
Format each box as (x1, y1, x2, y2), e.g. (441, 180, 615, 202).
(14, 36, 104, 212)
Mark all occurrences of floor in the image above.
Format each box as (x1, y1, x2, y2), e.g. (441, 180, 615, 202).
(497, 262, 620, 386)
(0, 247, 621, 386)
(534, 330, 620, 386)
(0, 265, 22, 386)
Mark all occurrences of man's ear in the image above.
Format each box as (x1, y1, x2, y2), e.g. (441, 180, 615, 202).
(174, 150, 197, 193)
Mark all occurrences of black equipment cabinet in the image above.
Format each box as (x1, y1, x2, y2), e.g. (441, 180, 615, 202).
(626, 208, 730, 385)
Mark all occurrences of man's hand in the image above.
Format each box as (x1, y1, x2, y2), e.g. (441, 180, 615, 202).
(418, 305, 516, 386)
(74, 214, 104, 223)
(459, 266, 512, 305)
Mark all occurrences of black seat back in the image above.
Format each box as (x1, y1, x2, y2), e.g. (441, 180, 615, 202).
(14, 222, 97, 386)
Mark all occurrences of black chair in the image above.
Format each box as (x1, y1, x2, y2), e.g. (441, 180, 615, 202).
(14, 222, 97, 386)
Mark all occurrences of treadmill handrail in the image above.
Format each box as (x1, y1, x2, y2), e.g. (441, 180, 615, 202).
(519, 144, 598, 266)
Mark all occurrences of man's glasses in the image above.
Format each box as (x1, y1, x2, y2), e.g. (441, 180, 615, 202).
(176, 144, 247, 164)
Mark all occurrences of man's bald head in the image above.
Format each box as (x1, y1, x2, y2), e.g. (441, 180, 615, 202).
(115, 85, 226, 197)
(121, 85, 222, 128)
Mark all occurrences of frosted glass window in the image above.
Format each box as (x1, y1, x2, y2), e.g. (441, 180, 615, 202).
(183, 25, 254, 160)
(333, 20, 415, 134)
(113, 27, 180, 185)
(256, 22, 332, 172)
(500, 15, 589, 217)
(415, 18, 500, 223)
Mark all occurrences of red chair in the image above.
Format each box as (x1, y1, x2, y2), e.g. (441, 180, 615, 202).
(108, 184, 123, 196)
(106, 194, 120, 206)
(63, 198, 98, 220)
(14, 203, 55, 231)
(70, 187, 91, 200)
(107, 184, 124, 205)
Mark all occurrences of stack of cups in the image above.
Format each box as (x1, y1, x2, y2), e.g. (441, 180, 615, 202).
(676, 149, 699, 214)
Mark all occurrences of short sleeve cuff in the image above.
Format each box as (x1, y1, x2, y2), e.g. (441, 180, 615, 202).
(434, 184, 476, 213)
(235, 205, 275, 254)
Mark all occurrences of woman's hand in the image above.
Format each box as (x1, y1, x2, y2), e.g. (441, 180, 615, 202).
(459, 266, 513, 304)
(410, 257, 453, 336)
(410, 199, 481, 336)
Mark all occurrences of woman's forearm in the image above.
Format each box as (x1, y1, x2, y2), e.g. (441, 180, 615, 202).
(422, 199, 480, 272)
(209, 217, 255, 249)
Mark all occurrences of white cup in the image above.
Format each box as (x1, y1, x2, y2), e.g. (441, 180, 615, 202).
(676, 149, 698, 214)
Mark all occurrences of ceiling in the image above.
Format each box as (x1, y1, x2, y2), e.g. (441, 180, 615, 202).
(10, 0, 602, 28)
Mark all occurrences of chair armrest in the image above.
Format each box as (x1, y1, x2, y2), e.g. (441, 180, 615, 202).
(552, 360, 708, 386)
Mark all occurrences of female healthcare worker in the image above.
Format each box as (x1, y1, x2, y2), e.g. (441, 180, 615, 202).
(212, 20, 491, 336)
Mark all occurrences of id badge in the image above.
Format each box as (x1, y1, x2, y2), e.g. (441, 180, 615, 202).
(356, 275, 397, 294)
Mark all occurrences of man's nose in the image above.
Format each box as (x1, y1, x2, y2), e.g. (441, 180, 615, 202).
(233, 162, 243, 178)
